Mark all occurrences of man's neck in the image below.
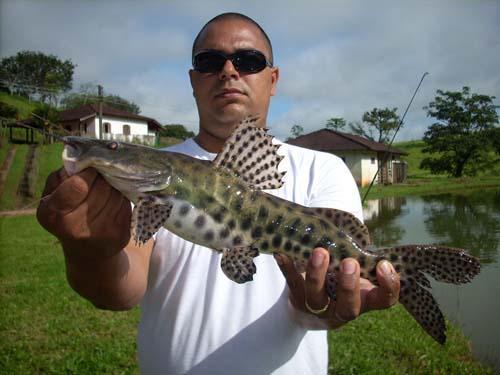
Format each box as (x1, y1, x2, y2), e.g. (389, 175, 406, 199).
(194, 127, 227, 153)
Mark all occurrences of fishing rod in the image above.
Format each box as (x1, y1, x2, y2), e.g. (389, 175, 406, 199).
(361, 72, 429, 204)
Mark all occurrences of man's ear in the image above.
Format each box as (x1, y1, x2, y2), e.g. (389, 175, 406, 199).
(270, 67, 279, 97)
(189, 69, 196, 93)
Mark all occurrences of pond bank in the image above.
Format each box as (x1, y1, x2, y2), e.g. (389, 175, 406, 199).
(360, 176, 500, 200)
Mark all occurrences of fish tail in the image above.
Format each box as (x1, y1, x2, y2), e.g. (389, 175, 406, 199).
(376, 245, 481, 344)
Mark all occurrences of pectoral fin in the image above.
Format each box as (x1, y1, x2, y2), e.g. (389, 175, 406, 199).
(221, 246, 259, 283)
(132, 195, 172, 245)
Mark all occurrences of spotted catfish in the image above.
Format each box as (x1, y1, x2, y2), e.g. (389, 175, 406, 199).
(62, 117, 480, 344)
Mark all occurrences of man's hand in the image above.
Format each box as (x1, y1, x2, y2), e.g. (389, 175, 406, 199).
(275, 248, 400, 329)
(37, 167, 132, 258)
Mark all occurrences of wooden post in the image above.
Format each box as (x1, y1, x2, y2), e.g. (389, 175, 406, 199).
(98, 85, 103, 139)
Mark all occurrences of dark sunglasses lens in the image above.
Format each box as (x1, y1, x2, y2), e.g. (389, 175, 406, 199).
(233, 51, 267, 72)
(194, 52, 226, 73)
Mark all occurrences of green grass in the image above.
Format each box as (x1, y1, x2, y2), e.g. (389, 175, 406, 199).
(0, 215, 492, 373)
(0, 92, 39, 119)
(0, 144, 28, 210)
(328, 307, 491, 374)
(0, 215, 140, 374)
(34, 142, 64, 198)
(360, 140, 500, 200)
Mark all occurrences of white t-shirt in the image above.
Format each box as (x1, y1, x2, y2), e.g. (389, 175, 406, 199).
(137, 138, 363, 375)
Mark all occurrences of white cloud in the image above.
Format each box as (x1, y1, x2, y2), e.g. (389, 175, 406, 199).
(1, 0, 499, 140)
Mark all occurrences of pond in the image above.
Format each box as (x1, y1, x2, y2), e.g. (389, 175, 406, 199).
(363, 189, 500, 370)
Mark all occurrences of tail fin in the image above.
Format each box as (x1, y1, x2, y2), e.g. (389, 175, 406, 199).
(378, 245, 481, 344)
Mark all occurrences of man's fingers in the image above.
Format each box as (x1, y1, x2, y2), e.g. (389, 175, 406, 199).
(333, 258, 361, 323)
(41, 168, 69, 197)
(275, 254, 305, 308)
(304, 248, 329, 311)
(44, 168, 99, 214)
(365, 261, 400, 311)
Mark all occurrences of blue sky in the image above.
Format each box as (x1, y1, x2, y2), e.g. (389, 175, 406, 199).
(1, 0, 499, 141)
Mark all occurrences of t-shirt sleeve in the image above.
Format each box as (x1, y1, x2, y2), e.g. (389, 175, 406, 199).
(307, 154, 364, 223)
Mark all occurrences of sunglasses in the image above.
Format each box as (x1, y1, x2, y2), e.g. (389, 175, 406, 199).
(192, 49, 273, 74)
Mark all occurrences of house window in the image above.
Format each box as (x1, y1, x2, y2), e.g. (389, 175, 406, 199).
(371, 157, 376, 164)
(104, 122, 111, 134)
(123, 124, 131, 136)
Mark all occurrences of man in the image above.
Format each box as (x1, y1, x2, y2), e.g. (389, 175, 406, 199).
(37, 13, 400, 374)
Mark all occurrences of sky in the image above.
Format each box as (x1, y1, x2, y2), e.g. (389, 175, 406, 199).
(1, 0, 499, 141)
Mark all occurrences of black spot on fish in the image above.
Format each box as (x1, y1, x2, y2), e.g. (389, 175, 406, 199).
(258, 206, 269, 220)
(272, 234, 282, 248)
(213, 208, 227, 223)
(231, 196, 245, 211)
(303, 251, 311, 259)
(261, 241, 269, 251)
(219, 228, 230, 239)
(287, 218, 302, 236)
(265, 223, 275, 234)
(195, 215, 206, 228)
(204, 231, 214, 241)
(240, 216, 252, 231)
(233, 236, 243, 246)
(390, 253, 399, 262)
(179, 204, 190, 216)
(293, 245, 301, 253)
(251, 226, 263, 239)
(301, 234, 311, 245)
(227, 219, 236, 230)
(284, 241, 292, 251)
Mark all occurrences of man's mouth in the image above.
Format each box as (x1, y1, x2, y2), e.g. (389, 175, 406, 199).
(215, 88, 245, 98)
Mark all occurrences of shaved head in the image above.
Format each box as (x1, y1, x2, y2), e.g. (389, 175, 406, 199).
(192, 12, 274, 64)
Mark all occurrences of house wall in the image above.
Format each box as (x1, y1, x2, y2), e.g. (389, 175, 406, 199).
(80, 116, 156, 145)
(332, 150, 379, 187)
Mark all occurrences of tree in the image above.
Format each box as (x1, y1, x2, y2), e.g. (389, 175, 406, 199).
(348, 107, 401, 143)
(290, 124, 304, 138)
(325, 117, 346, 131)
(420, 86, 499, 177)
(160, 124, 195, 139)
(0, 51, 75, 105)
(60, 83, 141, 114)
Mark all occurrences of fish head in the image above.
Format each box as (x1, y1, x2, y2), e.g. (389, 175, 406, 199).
(62, 136, 172, 201)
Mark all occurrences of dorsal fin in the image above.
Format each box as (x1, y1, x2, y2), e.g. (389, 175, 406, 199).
(213, 116, 285, 190)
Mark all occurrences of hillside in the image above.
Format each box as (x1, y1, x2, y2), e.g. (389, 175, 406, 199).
(0, 92, 39, 119)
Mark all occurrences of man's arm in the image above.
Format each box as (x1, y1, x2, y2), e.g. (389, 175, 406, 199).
(37, 168, 153, 311)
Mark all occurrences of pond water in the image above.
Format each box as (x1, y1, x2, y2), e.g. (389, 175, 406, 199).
(363, 190, 500, 370)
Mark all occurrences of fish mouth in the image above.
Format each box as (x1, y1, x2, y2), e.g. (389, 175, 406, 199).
(62, 139, 85, 176)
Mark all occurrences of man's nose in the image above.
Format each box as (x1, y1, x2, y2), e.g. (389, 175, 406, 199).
(218, 59, 239, 80)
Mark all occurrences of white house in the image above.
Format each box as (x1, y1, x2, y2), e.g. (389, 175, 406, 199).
(287, 129, 408, 187)
(58, 104, 162, 146)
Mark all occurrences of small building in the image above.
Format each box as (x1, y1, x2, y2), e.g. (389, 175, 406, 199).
(58, 104, 162, 146)
(287, 129, 408, 187)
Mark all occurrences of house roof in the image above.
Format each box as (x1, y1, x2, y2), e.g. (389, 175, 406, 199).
(286, 129, 407, 155)
(58, 104, 162, 131)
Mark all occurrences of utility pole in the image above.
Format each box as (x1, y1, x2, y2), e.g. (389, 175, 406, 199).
(98, 85, 103, 139)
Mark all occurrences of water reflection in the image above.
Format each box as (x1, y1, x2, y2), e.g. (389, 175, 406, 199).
(363, 190, 500, 369)
(421, 193, 500, 264)
(364, 196, 407, 245)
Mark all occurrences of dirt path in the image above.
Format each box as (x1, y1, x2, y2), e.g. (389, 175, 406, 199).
(0, 208, 36, 217)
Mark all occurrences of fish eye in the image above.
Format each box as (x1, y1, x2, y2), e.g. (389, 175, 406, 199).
(107, 141, 119, 150)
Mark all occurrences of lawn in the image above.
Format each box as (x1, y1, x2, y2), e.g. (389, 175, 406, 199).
(0, 215, 493, 373)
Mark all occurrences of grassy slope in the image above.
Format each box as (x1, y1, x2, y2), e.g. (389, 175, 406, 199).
(361, 140, 500, 200)
(0, 92, 38, 119)
(0, 215, 492, 373)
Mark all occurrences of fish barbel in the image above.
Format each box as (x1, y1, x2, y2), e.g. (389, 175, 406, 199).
(62, 117, 480, 344)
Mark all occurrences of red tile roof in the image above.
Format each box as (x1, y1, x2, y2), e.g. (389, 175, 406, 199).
(286, 129, 407, 155)
(58, 104, 162, 130)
